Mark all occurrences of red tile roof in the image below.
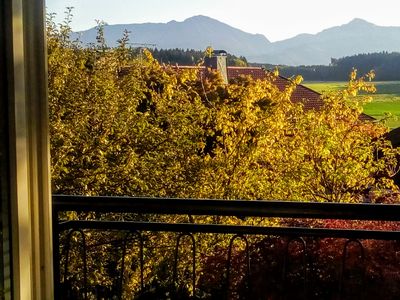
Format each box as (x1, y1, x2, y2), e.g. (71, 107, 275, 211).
(169, 65, 374, 121)
(227, 67, 374, 121)
(228, 67, 323, 108)
(227, 67, 267, 81)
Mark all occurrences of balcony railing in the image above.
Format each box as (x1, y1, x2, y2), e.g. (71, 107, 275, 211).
(53, 195, 400, 299)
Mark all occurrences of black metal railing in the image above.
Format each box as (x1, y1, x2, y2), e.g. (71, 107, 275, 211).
(53, 195, 400, 299)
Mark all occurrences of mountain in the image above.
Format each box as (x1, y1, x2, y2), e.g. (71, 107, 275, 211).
(254, 18, 400, 65)
(74, 17, 400, 66)
(73, 15, 271, 58)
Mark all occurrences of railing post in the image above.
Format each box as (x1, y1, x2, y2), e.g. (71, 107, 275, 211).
(173, 233, 196, 298)
(282, 237, 307, 300)
(119, 231, 144, 298)
(338, 239, 365, 300)
(63, 229, 88, 300)
(226, 235, 250, 300)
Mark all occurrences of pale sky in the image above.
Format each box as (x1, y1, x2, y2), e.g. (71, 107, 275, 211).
(46, 0, 400, 42)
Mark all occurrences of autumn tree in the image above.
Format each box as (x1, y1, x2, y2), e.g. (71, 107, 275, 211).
(279, 71, 399, 202)
(48, 10, 398, 202)
(48, 10, 400, 297)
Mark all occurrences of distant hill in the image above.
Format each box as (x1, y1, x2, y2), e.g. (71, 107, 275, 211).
(74, 16, 400, 66)
(73, 15, 271, 59)
(255, 19, 400, 65)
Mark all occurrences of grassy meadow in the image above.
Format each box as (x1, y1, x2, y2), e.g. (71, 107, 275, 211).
(304, 81, 400, 129)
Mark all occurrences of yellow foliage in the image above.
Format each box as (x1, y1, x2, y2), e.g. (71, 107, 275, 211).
(48, 10, 399, 202)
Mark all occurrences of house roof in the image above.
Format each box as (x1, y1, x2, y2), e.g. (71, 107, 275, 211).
(228, 67, 323, 109)
(227, 66, 374, 121)
(168, 65, 374, 121)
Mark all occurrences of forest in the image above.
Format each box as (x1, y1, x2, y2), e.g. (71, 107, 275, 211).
(148, 48, 249, 67)
(142, 48, 400, 81)
(264, 52, 400, 81)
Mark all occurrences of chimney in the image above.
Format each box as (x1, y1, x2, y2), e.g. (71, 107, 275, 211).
(204, 50, 228, 84)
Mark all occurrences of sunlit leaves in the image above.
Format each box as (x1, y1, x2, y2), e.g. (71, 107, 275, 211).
(48, 11, 399, 202)
(47, 11, 400, 297)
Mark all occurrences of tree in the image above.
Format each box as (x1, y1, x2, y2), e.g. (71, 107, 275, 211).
(48, 10, 400, 297)
(48, 11, 398, 202)
(284, 71, 399, 202)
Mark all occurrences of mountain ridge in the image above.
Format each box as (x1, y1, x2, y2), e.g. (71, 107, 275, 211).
(74, 16, 400, 66)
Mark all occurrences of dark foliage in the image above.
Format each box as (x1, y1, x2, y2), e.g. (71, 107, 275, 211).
(148, 48, 248, 67)
(255, 52, 400, 81)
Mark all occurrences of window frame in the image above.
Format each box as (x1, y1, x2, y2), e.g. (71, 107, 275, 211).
(1, 0, 53, 299)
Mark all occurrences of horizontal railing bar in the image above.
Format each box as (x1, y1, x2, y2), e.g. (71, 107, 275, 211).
(53, 194, 400, 221)
(58, 220, 400, 240)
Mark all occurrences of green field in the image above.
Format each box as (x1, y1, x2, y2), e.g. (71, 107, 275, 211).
(304, 81, 400, 129)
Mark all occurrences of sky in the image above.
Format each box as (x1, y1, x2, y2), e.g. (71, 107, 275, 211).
(46, 0, 400, 42)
